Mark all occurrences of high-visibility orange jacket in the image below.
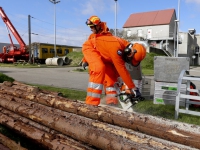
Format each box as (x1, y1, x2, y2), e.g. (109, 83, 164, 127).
(82, 22, 111, 64)
(82, 34, 136, 105)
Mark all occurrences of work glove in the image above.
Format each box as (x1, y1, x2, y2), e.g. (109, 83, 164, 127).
(82, 62, 88, 70)
(131, 88, 141, 98)
(125, 88, 141, 98)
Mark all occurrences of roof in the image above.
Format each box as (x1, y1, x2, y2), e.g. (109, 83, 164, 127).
(123, 9, 176, 28)
(31, 42, 82, 48)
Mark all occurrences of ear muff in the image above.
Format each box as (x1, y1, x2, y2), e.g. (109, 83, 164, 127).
(131, 43, 146, 66)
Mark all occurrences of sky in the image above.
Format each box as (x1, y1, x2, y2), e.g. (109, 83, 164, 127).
(0, 0, 200, 47)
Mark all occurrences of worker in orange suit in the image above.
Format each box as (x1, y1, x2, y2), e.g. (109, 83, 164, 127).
(82, 16, 146, 106)
(81, 16, 111, 69)
(82, 16, 117, 105)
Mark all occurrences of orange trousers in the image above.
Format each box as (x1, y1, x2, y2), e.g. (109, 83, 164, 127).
(86, 60, 119, 106)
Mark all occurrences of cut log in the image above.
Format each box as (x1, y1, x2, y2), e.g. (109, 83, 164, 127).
(0, 132, 27, 150)
(0, 97, 198, 150)
(12, 84, 39, 93)
(0, 110, 95, 150)
(2, 81, 13, 87)
(0, 93, 70, 118)
(7, 81, 39, 93)
(1, 83, 200, 149)
(0, 107, 95, 150)
(3, 81, 62, 96)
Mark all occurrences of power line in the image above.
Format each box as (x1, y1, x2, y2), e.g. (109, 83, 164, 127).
(1, 11, 90, 36)
(0, 10, 90, 45)
(31, 16, 89, 34)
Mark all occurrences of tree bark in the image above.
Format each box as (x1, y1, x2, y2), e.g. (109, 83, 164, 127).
(1, 82, 200, 149)
(0, 110, 96, 150)
(0, 132, 27, 150)
(0, 107, 96, 150)
(0, 96, 195, 150)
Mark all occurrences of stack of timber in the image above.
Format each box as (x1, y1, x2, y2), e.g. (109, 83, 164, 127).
(0, 81, 200, 150)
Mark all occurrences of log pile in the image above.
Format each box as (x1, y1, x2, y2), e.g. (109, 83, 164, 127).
(0, 81, 200, 150)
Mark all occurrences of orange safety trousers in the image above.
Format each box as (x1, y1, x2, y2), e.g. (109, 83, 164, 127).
(85, 56, 119, 105)
(104, 63, 119, 105)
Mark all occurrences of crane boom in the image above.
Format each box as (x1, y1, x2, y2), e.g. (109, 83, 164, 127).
(0, 7, 27, 53)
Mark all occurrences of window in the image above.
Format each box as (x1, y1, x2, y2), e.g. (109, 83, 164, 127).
(65, 49, 69, 54)
(50, 49, 55, 53)
(195, 46, 199, 53)
(137, 29, 143, 37)
(42, 48, 48, 53)
(57, 49, 62, 54)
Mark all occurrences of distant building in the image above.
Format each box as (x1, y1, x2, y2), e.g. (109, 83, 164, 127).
(123, 8, 200, 65)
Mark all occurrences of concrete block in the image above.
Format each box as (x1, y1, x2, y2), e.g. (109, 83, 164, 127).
(126, 63, 142, 80)
(154, 56, 190, 82)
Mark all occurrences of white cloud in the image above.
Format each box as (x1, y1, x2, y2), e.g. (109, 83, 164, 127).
(80, 0, 106, 15)
(185, 0, 200, 4)
(0, 0, 117, 47)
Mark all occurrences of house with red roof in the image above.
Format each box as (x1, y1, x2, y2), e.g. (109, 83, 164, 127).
(123, 9, 200, 65)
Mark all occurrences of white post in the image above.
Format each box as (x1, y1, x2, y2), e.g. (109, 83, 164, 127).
(54, 3, 56, 57)
(49, 0, 60, 57)
(176, 0, 180, 57)
(174, 20, 178, 57)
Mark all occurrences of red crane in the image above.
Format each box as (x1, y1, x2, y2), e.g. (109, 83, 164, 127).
(0, 7, 29, 63)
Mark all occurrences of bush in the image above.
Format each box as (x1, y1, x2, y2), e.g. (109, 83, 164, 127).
(141, 52, 163, 69)
(67, 51, 83, 66)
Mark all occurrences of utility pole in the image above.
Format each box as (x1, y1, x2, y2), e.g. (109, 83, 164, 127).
(49, 0, 60, 57)
(176, 0, 180, 57)
(174, 20, 177, 57)
(114, 0, 117, 36)
(28, 15, 31, 63)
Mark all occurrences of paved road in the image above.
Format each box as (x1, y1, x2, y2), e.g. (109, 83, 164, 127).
(1, 66, 200, 97)
(0, 67, 89, 91)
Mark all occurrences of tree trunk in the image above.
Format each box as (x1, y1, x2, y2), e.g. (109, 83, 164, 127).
(1, 82, 200, 149)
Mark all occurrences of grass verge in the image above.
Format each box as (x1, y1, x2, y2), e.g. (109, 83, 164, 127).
(133, 100, 200, 125)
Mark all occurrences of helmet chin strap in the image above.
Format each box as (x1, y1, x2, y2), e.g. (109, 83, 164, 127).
(94, 25, 102, 34)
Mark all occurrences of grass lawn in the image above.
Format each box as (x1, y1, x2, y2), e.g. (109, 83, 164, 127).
(133, 100, 200, 125)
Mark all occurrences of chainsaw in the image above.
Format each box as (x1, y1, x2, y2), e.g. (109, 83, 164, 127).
(114, 77, 145, 112)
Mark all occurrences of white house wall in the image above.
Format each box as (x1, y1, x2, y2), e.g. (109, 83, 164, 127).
(169, 13, 177, 37)
(196, 35, 200, 65)
(179, 32, 188, 54)
(124, 25, 170, 40)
